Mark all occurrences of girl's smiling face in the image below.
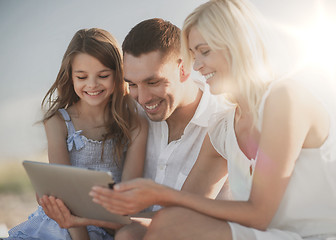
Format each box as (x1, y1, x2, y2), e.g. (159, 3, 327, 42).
(188, 26, 233, 95)
(71, 53, 114, 107)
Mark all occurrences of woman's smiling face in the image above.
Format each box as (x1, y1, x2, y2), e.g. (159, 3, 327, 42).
(188, 26, 233, 95)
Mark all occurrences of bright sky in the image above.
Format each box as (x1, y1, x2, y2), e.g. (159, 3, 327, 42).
(0, 0, 335, 160)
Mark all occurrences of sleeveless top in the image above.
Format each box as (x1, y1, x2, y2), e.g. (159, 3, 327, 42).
(208, 82, 336, 237)
(6, 109, 124, 240)
(58, 108, 124, 183)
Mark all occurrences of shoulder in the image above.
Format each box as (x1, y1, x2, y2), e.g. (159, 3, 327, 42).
(137, 114, 149, 130)
(44, 110, 67, 137)
(131, 114, 148, 138)
(267, 80, 300, 102)
(262, 79, 321, 131)
(265, 79, 315, 113)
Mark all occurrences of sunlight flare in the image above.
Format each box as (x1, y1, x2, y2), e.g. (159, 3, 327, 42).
(280, 1, 336, 77)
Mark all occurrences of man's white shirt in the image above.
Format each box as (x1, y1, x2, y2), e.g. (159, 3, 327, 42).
(143, 80, 229, 210)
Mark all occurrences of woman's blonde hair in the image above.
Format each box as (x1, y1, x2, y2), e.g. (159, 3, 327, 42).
(42, 28, 138, 164)
(182, 0, 274, 124)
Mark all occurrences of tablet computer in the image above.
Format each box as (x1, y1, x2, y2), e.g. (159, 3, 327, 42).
(22, 160, 131, 224)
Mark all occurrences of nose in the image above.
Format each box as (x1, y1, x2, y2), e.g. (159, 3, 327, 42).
(87, 76, 98, 88)
(193, 58, 203, 72)
(137, 85, 152, 105)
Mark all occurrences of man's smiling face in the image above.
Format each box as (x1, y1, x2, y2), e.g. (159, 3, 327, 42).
(124, 50, 183, 122)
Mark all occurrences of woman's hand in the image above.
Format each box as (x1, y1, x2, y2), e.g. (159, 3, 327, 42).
(90, 178, 168, 215)
(40, 195, 123, 229)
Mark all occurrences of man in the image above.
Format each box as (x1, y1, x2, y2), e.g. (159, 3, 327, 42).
(104, 18, 229, 239)
(122, 18, 223, 194)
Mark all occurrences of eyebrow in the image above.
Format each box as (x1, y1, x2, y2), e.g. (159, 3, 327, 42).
(73, 69, 112, 73)
(124, 75, 159, 83)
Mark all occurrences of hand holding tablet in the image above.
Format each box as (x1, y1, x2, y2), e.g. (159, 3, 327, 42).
(23, 160, 132, 224)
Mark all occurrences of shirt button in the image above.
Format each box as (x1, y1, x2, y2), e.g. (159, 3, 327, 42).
(159, 164, 166, 170)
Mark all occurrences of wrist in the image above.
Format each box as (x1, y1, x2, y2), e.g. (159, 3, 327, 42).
(156, 185, 178, 207)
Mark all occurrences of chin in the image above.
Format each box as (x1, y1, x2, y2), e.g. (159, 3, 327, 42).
(208, 81, 228, 95)
(209, 87, 224, 95)
(146, 112, 165, 122)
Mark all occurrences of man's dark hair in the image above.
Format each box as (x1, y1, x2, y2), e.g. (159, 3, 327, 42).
(122, 18, 181, 59)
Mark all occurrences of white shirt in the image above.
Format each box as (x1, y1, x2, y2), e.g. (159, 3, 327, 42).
(208, 80, 336, 239)
(143, 80, 228, 210)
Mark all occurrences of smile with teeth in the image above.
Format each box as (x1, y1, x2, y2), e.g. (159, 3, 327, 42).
(204, 72, 215, 80)
(86, 90, 103, 96)
(145, 103, 159, 110)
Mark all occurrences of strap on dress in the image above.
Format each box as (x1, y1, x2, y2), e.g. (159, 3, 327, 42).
(58, 109, 84, 151)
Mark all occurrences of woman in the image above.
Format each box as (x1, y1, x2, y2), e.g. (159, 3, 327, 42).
(89, 1, 336, 239)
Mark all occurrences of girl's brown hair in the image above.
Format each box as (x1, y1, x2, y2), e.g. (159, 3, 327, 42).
(42, 28, 138, 164)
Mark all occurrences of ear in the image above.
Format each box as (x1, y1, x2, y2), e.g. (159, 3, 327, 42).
(178, 59, 190, 83)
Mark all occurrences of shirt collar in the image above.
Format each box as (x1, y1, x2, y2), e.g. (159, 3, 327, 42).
(189, 79, 217, 127)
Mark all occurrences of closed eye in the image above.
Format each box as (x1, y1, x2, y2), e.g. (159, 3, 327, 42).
(127, 82, 137, 87)
(148, 79, 160, 85)
(201, 50, 210, 56)
(99, 75, 110, 79)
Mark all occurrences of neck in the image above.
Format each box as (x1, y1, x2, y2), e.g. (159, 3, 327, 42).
(75, 100, 107, 126)
(167, 83, 202, 142)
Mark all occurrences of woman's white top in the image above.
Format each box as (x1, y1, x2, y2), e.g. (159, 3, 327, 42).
(208, 80, 336, 238)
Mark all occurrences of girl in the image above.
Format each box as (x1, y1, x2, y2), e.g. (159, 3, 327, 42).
(89, 1, 336, 240)
(7, 28, 147, 240)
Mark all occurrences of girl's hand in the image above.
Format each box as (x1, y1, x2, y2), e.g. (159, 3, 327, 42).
(90, 178, 167, 215)
(40, 195, 83, 229)
(40, 195, 122, 229)
(36, 192, 42, 205)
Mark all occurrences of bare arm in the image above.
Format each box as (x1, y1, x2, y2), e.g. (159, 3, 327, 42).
(160, 82, 317, 230)
(182, 134, 228, 199)
(90, 82, 326, 230)
(44, 113, 71, 165)
(43, 113, 90, 239)
(121, 115, 148, 181)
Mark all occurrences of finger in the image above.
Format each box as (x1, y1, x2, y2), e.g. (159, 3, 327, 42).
(90, 193, 133, 215)
(48, 196, 67, 224)
(90, 185, 138, 204)
(49, 196, 61, 215)
(90, 183, 145, 215)
(102, 196, 144, 215)
(89, 188, 123, 206)
(40, 195, 53, 214)
(113, 179, 142, 192)
(36, 193, 41, 205)
(91, 179, 139, 194)
(55, 199, 82, 228)
(40, 197, 47, 213)
(55, 199, 71, 218)
(91, 190, 131, 210)
(90, 186, 114, 197)
(105, 206, 135, 215)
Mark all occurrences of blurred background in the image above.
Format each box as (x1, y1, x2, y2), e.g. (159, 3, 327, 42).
(1, 0, 335, 237)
